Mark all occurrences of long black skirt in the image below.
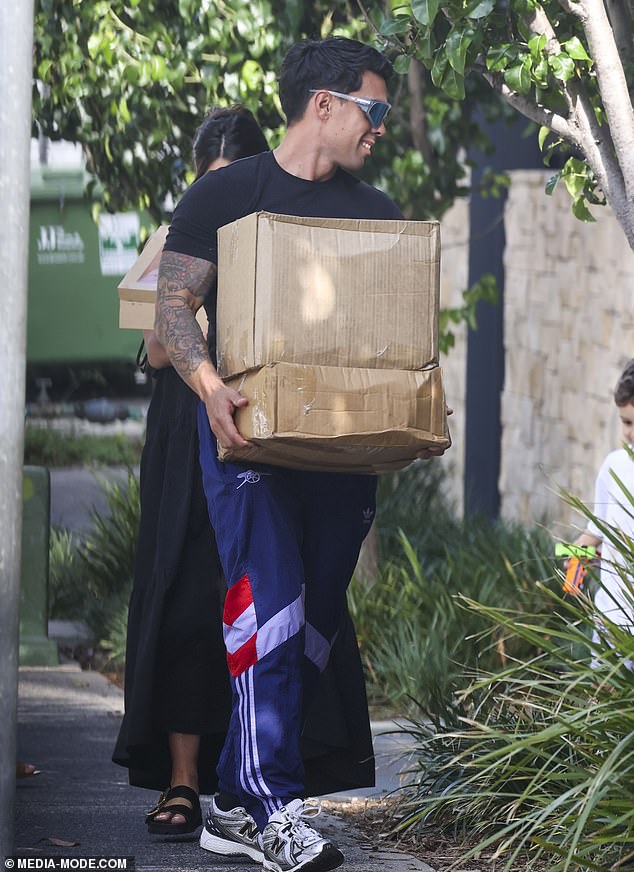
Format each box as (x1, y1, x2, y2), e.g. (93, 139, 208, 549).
(112, 368, 374, 795)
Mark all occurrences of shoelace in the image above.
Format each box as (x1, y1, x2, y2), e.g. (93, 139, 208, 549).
(282, 799, 322, 844)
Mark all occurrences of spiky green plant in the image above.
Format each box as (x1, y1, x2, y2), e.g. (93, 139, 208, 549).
(349, 520, 558, 718)
(389, 479, 634, 870)
(49, 470, 140, 659)
(49, 528, 84, 619)
(77, 470, 140, 645)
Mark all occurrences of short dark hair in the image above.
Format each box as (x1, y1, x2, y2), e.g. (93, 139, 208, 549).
(615, 359, 634, 406)
(279, 37, 394, 125)
(192, 106, 269, 180)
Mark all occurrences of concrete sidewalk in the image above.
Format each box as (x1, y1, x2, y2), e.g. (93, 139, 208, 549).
(14, 664, 435, 871)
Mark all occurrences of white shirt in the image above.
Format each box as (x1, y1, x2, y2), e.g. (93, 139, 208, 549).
(587, 446, 634, 628)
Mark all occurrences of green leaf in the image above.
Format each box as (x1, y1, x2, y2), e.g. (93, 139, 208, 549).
(416, 27, 435, 62)
(562, 161, 586, 199)
(119, 95, 131, 124)
(545, 172, 559, 195)
(504, 60, 532, 95)
(538, 125, 550, 151)
(393, 53, 412, 75)
(431, 51, 448, 88)
(532, 57, 549, 86)
(572, 196, 596, 222)
(441, 66, 465, 100)
(486, 43, 516, 72)
(87, 32, 102, 60)
(563, 35, 591, 62)
(465, 0, 495, 18)
(412, 0, 440, 27)
(379, 16, 410, 36)
(37, 58, 53, 79)
(445, 26, 475, 76)
(528, 33, 546, 59)
(549, 53, 575, 82)
(122, 61, 139, 84)
(149, 55, 167, 80)
(320, 11, 334, 38)
(241, 59, 262, 89)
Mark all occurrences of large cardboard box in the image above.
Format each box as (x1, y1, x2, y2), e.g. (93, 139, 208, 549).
(218, 362, 450, 474)
(118, 225, 208, 333)
(216, 212, 440, 378)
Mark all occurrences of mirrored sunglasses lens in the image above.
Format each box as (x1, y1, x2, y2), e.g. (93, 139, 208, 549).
(368, 102, 390, 127)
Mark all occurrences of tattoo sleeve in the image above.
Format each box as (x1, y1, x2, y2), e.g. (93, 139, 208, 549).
(155, 251, 217, 383)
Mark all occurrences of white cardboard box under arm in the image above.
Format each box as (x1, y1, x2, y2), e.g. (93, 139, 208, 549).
(117, 225, 207, 332)
(118, 225, 169, 330)
(216, 212, 441, 378)
(218, 362, 450, 474)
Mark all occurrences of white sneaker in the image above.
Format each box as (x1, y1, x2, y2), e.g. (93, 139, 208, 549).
(261, 798, 344, 872)
(199, 796, 264, 862)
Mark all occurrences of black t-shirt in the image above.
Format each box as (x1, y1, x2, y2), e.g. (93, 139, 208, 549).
(163, 150, 403, 356)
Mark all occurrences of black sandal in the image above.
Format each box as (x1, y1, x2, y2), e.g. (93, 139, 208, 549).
(145, 785, 202, 835)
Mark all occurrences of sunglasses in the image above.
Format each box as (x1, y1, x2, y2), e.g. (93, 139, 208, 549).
(309, 89, 392, 129)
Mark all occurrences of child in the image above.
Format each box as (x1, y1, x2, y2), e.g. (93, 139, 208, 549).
(569, 359, 634, 646)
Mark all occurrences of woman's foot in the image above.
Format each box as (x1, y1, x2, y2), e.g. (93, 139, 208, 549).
(146, 785, 202, 835)
(16, 762, 40, 779)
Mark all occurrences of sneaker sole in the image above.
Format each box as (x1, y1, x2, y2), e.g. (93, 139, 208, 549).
(262, 844, 344, 872)
(199, 825, 264, 862)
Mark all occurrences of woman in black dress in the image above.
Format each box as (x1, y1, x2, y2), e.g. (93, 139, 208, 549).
(113, 107, 375, 836)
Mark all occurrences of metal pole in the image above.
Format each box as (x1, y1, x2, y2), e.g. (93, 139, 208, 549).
(0, 0, 35, 859)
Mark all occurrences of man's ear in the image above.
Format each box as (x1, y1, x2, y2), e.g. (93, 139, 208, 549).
(311, 90, 332, 122)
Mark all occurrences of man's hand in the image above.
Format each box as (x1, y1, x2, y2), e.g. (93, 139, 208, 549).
(415, 404, 454, 460)
(204, 381, 250, 449)
(416, 445, 447, 459)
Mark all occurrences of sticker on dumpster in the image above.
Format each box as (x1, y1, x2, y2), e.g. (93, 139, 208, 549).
(98, 212, 140, 276)
(37, 225, 85, 265)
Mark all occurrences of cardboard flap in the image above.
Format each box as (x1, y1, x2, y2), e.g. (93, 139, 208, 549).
(118, 225, 169, 296)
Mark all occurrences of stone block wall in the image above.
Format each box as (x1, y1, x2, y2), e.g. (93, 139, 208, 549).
(437, 197, 470, 515)
(501, 170, 634, 537)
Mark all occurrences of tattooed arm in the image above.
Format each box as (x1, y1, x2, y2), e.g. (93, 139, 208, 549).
(155, 250, 248, 449)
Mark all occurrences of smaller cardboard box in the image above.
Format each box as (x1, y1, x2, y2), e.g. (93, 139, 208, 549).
(118, 226, 169, 330)
(217, 212, 440, 378)
(218, 362, 450, 474)
(118, 225, 208, 333)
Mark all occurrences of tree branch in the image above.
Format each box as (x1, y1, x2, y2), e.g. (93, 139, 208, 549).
(578, 0, 634, 203)
(522, 3, 626, 210)
(558, 0, 584, 18)
(526, 7, 575, 116)
(407, 58, 435, 167)
(604, 0, 634, 82)
(478, 66, 576, 143)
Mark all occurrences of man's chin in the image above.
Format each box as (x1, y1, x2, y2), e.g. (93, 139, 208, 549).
(339, 155, 367, 172)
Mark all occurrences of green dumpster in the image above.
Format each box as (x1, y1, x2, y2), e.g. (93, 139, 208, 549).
(28, 167, 144, 365)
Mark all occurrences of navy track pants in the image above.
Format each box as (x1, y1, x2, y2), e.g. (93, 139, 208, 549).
(197, 404, 377, 829)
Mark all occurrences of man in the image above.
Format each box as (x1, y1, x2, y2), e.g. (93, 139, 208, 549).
(156, 36, 446, 872)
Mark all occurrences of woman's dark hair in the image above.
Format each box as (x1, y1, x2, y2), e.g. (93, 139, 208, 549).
(279, 37, 394, 126)
(192, 106, 269, 180)
(615, 359, 634, 406)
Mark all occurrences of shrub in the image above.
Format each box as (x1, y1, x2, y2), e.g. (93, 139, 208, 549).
(25, 426, 143, 467)
(389, 483, 634, 870)
(349, 470, 558, 718)
(49, 470, 140, 669)
(49, 529, 84, 619)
